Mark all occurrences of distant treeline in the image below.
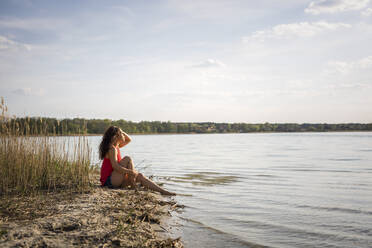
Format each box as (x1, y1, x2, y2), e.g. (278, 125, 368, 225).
(1, 117, 372, 135)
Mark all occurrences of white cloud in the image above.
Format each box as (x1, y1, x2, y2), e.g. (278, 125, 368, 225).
(326, 55, 372, 74)
(0, 35, 31, 51)
(326, 61, 351, 74)
(12, 88, 46, 96)
(242, 21, 351, 42)
(305, 0, 370, 15)
(325, 82, 371, 90)
(167, 0, 254, 20)
(0, 18, 64, 31)
(362, 8, 372, 16)
(189, 59, 226, 68)
(358, 56, 372, 68)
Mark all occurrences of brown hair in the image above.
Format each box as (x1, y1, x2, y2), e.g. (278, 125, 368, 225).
(99, 126, 121, 160)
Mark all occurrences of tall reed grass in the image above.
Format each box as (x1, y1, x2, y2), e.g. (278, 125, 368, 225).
(0, 98, 91, 195)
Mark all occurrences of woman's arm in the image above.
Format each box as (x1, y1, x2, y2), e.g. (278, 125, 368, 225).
(118, 130, 132, 148)
(108, 147, 134, 175)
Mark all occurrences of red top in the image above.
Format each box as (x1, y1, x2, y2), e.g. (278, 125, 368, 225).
(100, 147, 122, 186)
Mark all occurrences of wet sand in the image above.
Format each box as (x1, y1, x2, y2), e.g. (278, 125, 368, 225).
(0, 175, 183, 247)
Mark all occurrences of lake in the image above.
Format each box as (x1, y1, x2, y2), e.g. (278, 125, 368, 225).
(86, 132, 372, 248)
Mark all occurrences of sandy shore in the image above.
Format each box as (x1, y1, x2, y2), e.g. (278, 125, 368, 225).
(0, 176, 183, 247)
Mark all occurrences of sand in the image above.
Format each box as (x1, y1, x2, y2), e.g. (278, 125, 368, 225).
(0, 176, 183, 247)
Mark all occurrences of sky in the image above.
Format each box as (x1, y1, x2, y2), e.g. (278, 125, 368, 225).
(0, 0, 371, 123)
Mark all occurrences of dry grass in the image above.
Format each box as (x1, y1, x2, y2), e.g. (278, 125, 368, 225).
(0, 97, 91, 195)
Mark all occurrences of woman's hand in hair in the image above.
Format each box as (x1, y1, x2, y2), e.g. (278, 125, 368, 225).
(118, 130, 131, 148)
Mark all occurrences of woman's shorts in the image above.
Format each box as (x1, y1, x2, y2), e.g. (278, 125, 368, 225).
(104, 175, 114, 189)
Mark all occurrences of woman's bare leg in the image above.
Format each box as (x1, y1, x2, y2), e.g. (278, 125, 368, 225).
(119, 156, 175, 195)
(119, 156, 136, 188)
(136, 173, 176, 195)
(111, 170, 124, 188)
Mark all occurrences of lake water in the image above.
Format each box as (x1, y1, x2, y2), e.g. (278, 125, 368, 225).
(86, 132, 372, 248)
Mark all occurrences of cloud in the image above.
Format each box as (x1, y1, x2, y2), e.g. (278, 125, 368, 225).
(0, 17, 67, 31)
(362, 8, 372, 16)
(305, 0, 370, 15)
(326, 55, 372, 74)
(325, 82, 371, 90)
(189, 59, 226, 68)
(12, 88, 46, 96)
(166, 0, 254, 20)
(0, 35, 31, 51)
(242, 21, 351, 42)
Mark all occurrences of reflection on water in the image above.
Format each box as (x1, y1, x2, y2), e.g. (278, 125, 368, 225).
(167, 172, 239, 186)
(84, 132, 372, 248)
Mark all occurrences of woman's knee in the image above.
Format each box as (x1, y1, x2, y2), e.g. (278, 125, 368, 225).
(119, 156, 132, 166)
(122, 156, 132, 164)
(136, 173, 144, 180)
(124, 155, 132, 162)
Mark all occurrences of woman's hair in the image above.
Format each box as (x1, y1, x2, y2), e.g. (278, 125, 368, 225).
(99, 125, 121, 160)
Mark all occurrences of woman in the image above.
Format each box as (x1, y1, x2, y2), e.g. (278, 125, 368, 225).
(99, 126, 175, 195)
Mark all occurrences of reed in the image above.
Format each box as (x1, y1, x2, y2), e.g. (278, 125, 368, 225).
(0, 97, 91, 195)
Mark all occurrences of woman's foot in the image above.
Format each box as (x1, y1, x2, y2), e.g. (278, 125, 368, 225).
(161, 190, 176, 196)
(135, 173, 176, 195)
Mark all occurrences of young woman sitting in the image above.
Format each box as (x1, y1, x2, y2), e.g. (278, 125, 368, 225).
(99, 126, 175, 196)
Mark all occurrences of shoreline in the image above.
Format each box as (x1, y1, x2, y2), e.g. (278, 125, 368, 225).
(29, 130, 372, 137)
(0, 174, 183, 247)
